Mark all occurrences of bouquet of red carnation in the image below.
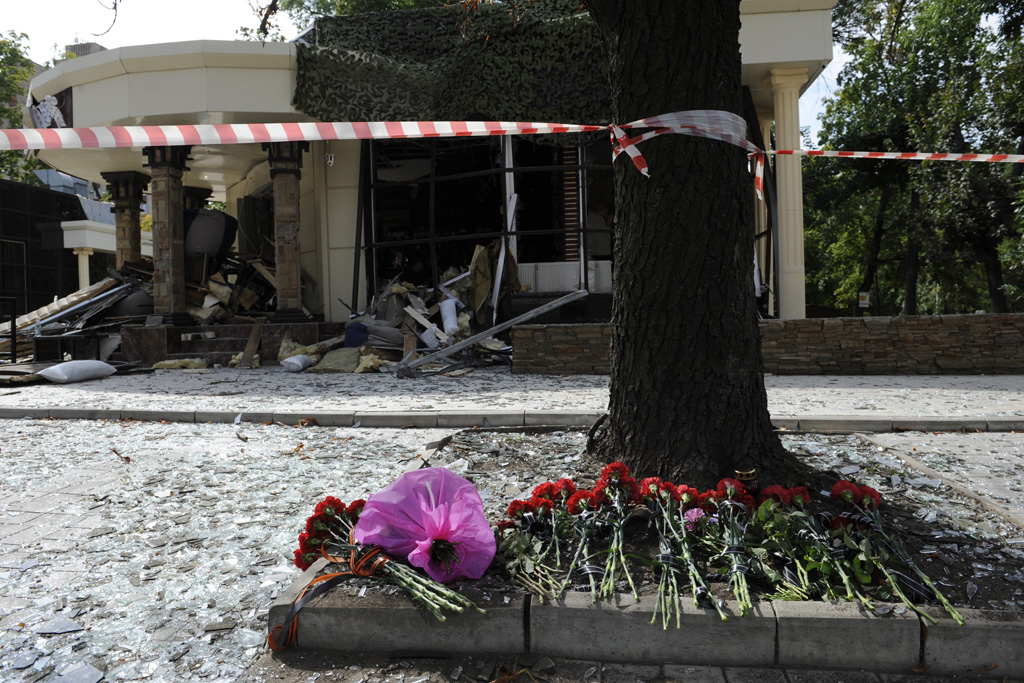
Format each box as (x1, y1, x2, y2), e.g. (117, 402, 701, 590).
(294, 496, 364, 571)
(290, 485, 483, 624)
(497, 478, 579, 601)
(830, 480, 963, 625)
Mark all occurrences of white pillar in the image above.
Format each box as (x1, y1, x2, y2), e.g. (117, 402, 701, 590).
(770, 67, 808, 319)
(72, 247, 93, 290)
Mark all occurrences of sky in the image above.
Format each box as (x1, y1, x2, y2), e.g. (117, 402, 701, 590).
(6, 0, 302, 66)
(6, 0, 844, 146)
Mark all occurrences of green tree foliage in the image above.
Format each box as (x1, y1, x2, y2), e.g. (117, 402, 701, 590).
(0, 31, 45, 184)
(806, 0, 1024, 315)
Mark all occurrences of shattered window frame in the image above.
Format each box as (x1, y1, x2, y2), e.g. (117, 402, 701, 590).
(365, 134, 614, 293)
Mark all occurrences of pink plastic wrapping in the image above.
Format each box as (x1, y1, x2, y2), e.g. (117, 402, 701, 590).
(353, 467, 496, 583)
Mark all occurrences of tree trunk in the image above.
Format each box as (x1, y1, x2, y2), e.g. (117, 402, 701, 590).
(854, 184, 891, 316)
(903, 190, 920, 316)
(979, 244, 1008, 313)
(582, 0, 794, 488)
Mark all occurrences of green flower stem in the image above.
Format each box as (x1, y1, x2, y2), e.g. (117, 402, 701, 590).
(664, 503, 727, 621)
(874, 560, 937, 624)
(792, 517, 874, 610)
(860, 508, 964, 626)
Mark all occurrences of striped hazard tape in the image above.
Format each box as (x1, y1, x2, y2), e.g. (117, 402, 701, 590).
(0, 110, 757, 186)
(3, 111, 1021, 200)
(771, 149, 1024, 163)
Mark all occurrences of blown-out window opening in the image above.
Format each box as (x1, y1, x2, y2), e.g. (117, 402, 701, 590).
(366, 134, 614, 295)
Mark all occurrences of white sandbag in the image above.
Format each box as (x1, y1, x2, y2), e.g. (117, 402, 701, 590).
(36, 360, 117, 384)
(280, 354, 313, 372)
(440, 298, 459, 336)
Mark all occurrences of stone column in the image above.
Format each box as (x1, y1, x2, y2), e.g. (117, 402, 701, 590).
(100, 171, 149, 269)
(72, 247, 93, 290)
(769, 67, 808, 319)
(263, 141, 308, 321)
(144, 145, 192, 326)
(183, 186, 213, 213)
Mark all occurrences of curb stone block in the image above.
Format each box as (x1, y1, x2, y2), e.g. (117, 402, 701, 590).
(0, 408, 53, 420)
(195, 411, 275, 424)
(48, 409, 121, 421)
(662, 665, 728, 682)
(529, 592, 774, 666)
(270, 412, 354, 427)
(120, 409, 196, 423)
(436, 410, 525, 428)
(771, 417, 800, 431)
(785, 670, 882, 683)
(797, 417, 894, 432)
(352, 411, 439, 428)
(920, 606, 1024, 678)
(890, 418, 988, 432)
(985, 417, 1024, 432)
(268, 565, 525, 655)
(523, 411, 602, 427)
(720, 667, 787, 683)
(773, 600, 920, 671)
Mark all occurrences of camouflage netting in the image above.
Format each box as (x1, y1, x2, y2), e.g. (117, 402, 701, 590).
(292, 0, 612, 125)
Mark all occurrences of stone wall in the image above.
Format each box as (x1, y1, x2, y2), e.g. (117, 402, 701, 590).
(511, 323, 613, 375)
(512, 314, 1024, 375)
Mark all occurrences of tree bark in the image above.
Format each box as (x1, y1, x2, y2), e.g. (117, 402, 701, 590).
(979, 244, 1008, 313)
(582, 0, 794, 488)
(854, 184, 890, 317)
(903, 190, 920, 316)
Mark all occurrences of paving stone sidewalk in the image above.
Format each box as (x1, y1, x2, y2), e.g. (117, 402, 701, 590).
(1, 368, 1023, 682)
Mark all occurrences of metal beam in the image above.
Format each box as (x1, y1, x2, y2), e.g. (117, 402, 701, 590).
(387, 289, 589, 374)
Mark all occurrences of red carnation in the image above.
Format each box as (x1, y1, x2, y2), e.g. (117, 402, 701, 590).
(759, 484, 793, 507)
(830, 480, 861, 505)
(507, 498, 536, 519)
(294, 548, 319, 571)
(346, 499, 366, 519)
(599, 461, 631, 481)
(858, 485, 881, 510)
(553, 478, 577, 500)
(494, 519, 516, 532)
(314, 496, 346, 517)
(699, 489, 719, 512)
(675, 484, 700, 507)
(716, 478, 746, 501)
(531, 481, 558, 500)
(790, 486, 811, 508)
(566, 489, 596, 515)
(530, 497, 555, 515)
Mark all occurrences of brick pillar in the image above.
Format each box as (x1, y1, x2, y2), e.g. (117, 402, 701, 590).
(144, 145, 192, 326)
(100, 170, 149, 269)
(263, 141, 308, 321)
(183, 186, 213, 213)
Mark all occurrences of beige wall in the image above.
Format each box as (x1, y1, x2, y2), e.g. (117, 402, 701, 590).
(319, 140, 363, 322)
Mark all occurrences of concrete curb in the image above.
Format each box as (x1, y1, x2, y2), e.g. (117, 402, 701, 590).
(267, 574, 1024, 677)
(268, 560, 526, 656)
(1, 409, 1021, 433)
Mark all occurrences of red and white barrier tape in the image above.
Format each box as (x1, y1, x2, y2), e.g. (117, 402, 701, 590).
(3, 111, 1020, 201)
(770, 149, 1024, 164)
(0, 110, 756, 185)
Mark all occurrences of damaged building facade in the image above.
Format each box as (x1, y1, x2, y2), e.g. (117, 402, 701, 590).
(12, 1, 836, 364)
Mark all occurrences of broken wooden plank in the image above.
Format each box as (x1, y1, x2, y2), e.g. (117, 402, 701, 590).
(403, 331, 419, 361)
(390, 289, 588, 373)
(239, 322, 263, 370)
(403, 306, 448, 342)
(248, 260, 313, 318)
